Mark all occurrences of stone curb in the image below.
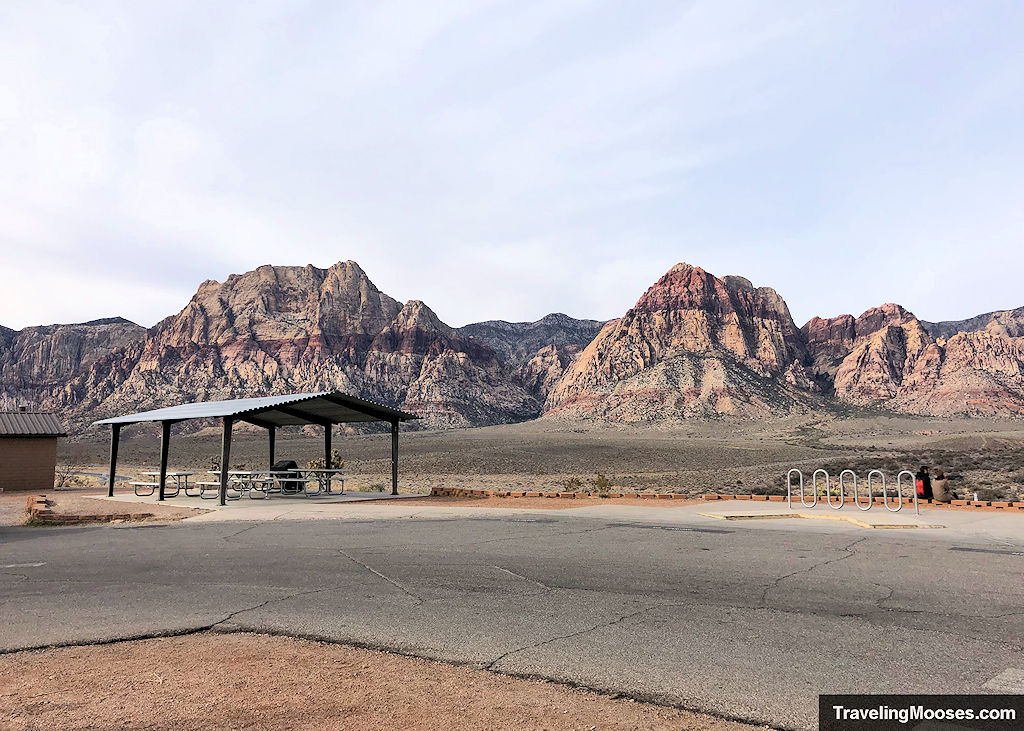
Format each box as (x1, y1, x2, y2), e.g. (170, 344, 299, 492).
(697, 494, 1024, 512)
(429, 487, 691, 500)
(25, 494, 155, 524)
(427, 488, 1024, 512)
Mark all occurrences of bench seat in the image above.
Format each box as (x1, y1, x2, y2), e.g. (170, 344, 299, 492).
(129, 481, 159, 497)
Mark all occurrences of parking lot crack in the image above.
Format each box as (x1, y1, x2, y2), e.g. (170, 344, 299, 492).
(759, 536, 867, 608)
(221, 524, 260, 541)
(483, 604, 656, 671)
(338, 549, 424, 605)
(212, 585, 343, 627)
(491, 565, 553, 591)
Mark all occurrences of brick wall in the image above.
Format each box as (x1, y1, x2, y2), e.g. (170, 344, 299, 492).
(0, 437, 58, 492)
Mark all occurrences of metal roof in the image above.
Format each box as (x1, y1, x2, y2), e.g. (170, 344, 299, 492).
(0, 412, 68, 437)
(92, 391, 418, 427)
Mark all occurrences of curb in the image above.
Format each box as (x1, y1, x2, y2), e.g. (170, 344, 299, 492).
(25, 494, 155, 525)
(698, 511, 946, 530)
(428, 487, 694, 500)
(427, 488, 1023, 511)
(697, 494, 1023, 513)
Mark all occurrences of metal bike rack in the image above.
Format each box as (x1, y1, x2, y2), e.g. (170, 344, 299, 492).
(866, 470, 885, 510)
(785, 468, 919, 515)
(812, 469, 832, 508)
(879, 470, 902, 512)
(838, 469, 859, 509)
(844, 469, 870, 511)
(897, 470, 920, 515)
(787, 469, 804, 509)
(802, 469, 818, 507)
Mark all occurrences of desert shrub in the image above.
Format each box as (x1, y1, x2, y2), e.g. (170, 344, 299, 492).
(367, 482, 387, 492)
(307, 449, 344, 470)
(53, 463, 87, 490)
(592, 473, 611, 494)
(564, 476, 584, 492)
(974, 487, 1002, 502)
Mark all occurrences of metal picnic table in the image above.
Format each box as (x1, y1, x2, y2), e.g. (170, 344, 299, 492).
(197, 468, 345, 499)
(132, 471, 196, 497)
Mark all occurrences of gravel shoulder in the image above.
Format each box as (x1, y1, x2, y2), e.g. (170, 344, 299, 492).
(0, 632, 758, 731)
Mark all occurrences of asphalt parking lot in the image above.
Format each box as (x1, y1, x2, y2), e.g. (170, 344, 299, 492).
(2, 506, 1022, 729)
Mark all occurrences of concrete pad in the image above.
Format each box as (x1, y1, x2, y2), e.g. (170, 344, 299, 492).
(699, 511, 945, 529)
(697, 500, 948, 528)
(90, 490, 1024, 544)
(94, 490, 425, 522)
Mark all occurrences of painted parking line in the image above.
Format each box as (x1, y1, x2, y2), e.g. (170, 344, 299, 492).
(1, 562, 46, 569)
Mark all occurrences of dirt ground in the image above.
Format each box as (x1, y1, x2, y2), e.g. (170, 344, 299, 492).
(0, 633, 756, 731)
(59, 414, 1024, 500)
(365, 494, 699, 509)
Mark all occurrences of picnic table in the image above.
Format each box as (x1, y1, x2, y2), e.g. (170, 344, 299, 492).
(300, 468, 346, 495)
(194, 468, 345, 500)
(130, 471, 196, 497)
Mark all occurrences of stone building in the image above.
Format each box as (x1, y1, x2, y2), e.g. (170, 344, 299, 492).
(0, 411, 67, 492)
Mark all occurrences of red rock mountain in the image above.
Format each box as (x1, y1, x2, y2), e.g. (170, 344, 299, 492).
(0, 318, 146, 412)
(923, 306, 1024, 340)
(544, 264, 819, 421)
(803, 303, 1024, 416)
(4, 260, 1023, 428)
(61, 262, 547, 428)
(3, 262, 604, 428)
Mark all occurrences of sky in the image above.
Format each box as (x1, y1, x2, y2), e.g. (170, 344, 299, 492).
(1, 0, 1022, 331)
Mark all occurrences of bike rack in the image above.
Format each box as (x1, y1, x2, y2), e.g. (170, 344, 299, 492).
(898, 470, 920, 515)
(866, 470, 885, 510)
(786, 469, 919, 515)
(812, 469, 831, 508)
(802, 469, 818, 507)
(787, 469, 804, 509)
(880, 470, 902, 512)
(838, 469, 858, 509)
(845, 469, 871, 511)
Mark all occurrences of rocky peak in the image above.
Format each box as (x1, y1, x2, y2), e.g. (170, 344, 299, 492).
(923, 306, 1024, 340)
(624, 262, 805, 372)
(854, 303, 917, 337)
(0, 318, 147, 413)
(803, 304, 922, 382)
(457, 313, 603, 365)
(390, 300, 457, 338)
(365, 301, 539, 427)
(545, 264, 816, 421)
(161, 261, 402, 347)
(0, 319, 146, 385)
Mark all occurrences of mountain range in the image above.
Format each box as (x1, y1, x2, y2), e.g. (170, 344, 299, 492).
(3, 260, 1023, 431)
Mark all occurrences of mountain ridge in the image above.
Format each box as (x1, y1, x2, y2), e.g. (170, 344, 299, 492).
(3, 260, 1022, 428)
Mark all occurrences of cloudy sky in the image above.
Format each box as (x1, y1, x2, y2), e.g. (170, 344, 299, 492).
(2, 1, 1022, 330)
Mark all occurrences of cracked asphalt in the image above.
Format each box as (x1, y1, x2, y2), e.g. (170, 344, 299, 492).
(2, 511, 1023, 730)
